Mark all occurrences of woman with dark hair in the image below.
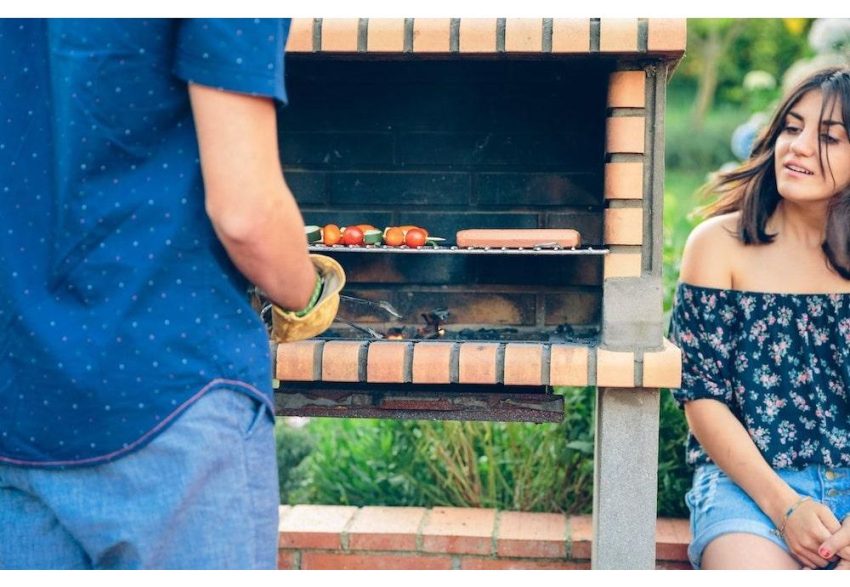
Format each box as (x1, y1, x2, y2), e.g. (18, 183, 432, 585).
(670, 67, 850, 569)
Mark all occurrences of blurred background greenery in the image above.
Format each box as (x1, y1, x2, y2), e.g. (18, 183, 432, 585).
(276, 19, 850, 518)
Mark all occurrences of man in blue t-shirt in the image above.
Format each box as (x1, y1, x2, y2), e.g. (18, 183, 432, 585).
(0, 19, 317, 569)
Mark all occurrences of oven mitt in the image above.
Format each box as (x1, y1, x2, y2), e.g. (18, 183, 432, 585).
(270, 254, 346, 343)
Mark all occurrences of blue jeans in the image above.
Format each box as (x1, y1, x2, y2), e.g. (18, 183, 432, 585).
(687, 463, 850, 569)
(0, 389, 280, 569)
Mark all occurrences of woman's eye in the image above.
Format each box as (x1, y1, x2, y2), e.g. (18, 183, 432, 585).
(782, 125, 801, 134)
(820, 133, 838, 144)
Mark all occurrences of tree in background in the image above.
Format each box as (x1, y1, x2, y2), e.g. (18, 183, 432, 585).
(683, 19, 812, 131)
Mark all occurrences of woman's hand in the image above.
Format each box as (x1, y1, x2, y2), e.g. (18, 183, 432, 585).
(780, 499, 841, 568)
(817, 515, 850, 569)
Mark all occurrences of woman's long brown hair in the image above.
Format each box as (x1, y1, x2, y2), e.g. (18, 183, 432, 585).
(699, 67, 850, 279)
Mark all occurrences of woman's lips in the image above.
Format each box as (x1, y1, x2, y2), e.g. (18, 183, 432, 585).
(784, 163, 814, 176)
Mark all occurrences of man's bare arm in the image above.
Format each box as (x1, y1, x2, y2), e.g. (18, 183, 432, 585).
(189, 82, 315, 311)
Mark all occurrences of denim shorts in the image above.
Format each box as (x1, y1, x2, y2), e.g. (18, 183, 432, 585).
(687, 463, 850, 569)
(0, 388, 280, 569)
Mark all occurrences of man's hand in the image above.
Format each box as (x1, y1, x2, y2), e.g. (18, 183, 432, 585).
(780, 499, 841, 568)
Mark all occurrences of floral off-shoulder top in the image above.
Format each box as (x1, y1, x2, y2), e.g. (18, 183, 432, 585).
(668, 282, 850, 470)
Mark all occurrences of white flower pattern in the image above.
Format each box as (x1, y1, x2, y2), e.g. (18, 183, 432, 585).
(669, 283, 850, 469)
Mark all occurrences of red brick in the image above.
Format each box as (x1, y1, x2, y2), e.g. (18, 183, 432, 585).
(412, 18, 451, 53)
(411, 342, 454, 384)
(604, 253, 642, 279)
(503, 344, 543, 386)
(366, 341, 410, 383)
(301, 552, 453, 570)
(606, 116, 646, 154)
(608, 71, 646, 109)
(605, 161, 644, 200)
(277, 550, 298, 570)
(656, 517, 691, 562)
(275, 340, 321, 382)
(604, 208, 644, 247)
(551, 19, 590, 53)
(321, 19, 359, 52)
(504, 19, 543, 53)
(657, 561, 693, 570)
(321, 340, 365, 382)
(367, 19, 405, 52)
(569, 515, 593, 560)
(599, 18, 639, 53)
(497, 511, 568, 558)
(347, 506, 427, 552)
(459, 19, 497, 53)
(648, 18, 687, 52)
(549, 345, 589, 387)
(643, 339, 683, 389)
(596, 347, 636, 387)
(461, 558, 590, 570)
(421, 507, 496, 555)
(278, 504, 357, 549)
(286, 19, 313, 52)
(458, 343, 500, 384)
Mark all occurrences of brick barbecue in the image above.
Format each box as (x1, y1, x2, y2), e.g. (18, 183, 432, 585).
(270, 18, 686, 569)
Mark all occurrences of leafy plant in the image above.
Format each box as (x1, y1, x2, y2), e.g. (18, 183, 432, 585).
(288, 388, 595, 514)
(275, 419, 315, 504)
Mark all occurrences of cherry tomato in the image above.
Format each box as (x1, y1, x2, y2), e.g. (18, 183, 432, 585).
(342, 226, 364, 246)
(400, 225, 428, 239)
(322, 224, 342, 245)
(384, 227, 405, 247)
(405, 228, 428, 248)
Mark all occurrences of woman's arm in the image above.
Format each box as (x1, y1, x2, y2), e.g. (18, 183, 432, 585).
(679, 215, 840, 568)
(686, 399, 838, 567)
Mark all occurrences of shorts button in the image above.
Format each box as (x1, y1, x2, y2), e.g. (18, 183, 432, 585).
(828, 488, 839, 496)
(827, 470, 837, 480)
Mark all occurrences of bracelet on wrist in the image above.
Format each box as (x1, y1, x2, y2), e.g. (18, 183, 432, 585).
(772, 496, 812, 539)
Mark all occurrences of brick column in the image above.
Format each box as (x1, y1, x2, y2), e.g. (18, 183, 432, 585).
(594, 57, 676, 569)
(601, 65, 666, 351)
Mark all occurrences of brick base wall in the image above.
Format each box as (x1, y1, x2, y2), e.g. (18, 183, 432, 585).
(277, 505, 691, 570)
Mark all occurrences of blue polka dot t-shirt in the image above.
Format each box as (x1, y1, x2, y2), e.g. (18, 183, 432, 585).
(0, 18, 290, 467)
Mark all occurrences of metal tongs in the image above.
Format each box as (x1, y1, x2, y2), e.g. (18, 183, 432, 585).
(334, 316, 385, 339)
(335, 294, 402, 339)
(338, 294, 401, 319)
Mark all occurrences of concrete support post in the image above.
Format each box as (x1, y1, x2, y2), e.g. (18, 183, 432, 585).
(592, 387, 660, 569)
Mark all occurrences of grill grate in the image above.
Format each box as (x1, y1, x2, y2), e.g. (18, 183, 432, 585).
(309, 244, 608, 256)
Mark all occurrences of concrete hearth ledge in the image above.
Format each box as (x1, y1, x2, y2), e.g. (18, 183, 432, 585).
(277, 505, 691, 570)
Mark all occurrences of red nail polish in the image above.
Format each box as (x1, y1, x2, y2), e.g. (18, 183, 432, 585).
(820, 548, 831, 558)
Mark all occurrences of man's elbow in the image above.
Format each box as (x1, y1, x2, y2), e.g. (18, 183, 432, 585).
(206, 197, 266, 246)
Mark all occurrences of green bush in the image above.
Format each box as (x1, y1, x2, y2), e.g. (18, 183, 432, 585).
(282, 385, 691, 517)
(275, 420, 314, 504)
(283, 417, 439, 506)
(287, 387, 595, 513)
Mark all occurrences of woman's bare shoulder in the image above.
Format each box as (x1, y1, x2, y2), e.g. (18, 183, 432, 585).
(678, 212, 742, 289)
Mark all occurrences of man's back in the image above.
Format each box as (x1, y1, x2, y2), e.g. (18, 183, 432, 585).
(0, 19, 286, 466)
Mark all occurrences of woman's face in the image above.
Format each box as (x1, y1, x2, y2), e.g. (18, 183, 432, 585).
(774, 89, 850, 205)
